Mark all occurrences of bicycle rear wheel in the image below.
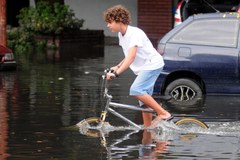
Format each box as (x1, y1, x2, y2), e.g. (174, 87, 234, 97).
(175, 118, 208, 129)
(77, 117, 102, 137)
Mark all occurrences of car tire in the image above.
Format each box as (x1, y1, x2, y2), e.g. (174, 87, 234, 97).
(164, 78, 203, 103)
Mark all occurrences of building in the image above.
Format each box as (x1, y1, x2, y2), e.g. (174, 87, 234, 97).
(64, 0, 174, 47)
(7, 0, 176, 47)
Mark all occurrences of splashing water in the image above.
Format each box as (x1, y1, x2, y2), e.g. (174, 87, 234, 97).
(201, 121, 240, 136)
(77, 119, 240, 138)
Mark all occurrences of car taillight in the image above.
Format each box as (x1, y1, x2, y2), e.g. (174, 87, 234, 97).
(4, 53, 15, 61)
(157, 43, 165, 55)
(174, 0, 183, 27)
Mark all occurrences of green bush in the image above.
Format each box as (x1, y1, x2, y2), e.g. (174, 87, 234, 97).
(8, 1, 85, 54)
(17, 1, 84, 35)
(7, 28, 35, 54)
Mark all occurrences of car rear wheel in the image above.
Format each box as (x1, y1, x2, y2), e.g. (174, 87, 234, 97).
(164, 78, 203, 103)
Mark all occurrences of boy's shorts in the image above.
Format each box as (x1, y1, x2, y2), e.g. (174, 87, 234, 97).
(130, 68, 162, 105)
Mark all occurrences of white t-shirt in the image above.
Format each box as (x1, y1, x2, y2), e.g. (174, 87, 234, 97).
(118, 25, 164, 75)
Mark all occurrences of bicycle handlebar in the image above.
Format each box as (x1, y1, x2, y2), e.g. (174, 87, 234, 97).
(104, 68, 116, 79)
(101, 69, 113, 99)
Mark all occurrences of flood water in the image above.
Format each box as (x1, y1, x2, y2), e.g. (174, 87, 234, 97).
(1, 45, 240, 159)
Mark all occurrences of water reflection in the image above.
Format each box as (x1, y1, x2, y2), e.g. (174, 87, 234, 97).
(0, 72, 19, 159)
(2, 46, 106, 159)
(1, 45, 240, 159)
(162, 94, 240, 122)
(46, 44, 104, 62)
(164, 97, 205, 114)
(86, 129, 173, 160)
(140, 130, 170, 159)
(78, 118, 240, 159)
(79, 125, 208, 160)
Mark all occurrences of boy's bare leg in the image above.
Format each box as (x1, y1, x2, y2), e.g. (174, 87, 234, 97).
(142, 111, 152, 127)
(135, 94, 171, 123)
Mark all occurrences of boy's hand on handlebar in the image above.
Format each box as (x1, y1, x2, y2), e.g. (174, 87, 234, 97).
(110, 66, 119, 72)
(105, 66, 119, 80)
(106, 72, 116, 80)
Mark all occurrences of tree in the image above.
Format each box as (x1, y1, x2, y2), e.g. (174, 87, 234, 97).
(17, 1, 84, 44)
(7, 1, 84, 53)
(0, 0, 6, 46)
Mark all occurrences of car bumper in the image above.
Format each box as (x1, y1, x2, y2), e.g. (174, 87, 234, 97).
(0, 61, 17, 70)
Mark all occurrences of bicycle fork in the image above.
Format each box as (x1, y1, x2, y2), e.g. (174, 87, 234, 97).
(99, 94, 112, 124)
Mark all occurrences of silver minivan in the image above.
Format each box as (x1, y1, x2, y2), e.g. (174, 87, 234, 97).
(155, 12, 240, 108)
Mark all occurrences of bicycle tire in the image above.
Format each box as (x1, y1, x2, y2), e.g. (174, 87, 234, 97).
(77, 117, 102, 137)
(175, 117, 208, 129)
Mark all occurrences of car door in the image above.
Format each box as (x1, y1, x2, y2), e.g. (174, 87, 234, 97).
(168, 17, 240, 94)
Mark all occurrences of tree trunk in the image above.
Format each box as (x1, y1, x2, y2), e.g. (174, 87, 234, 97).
(0, 0, 6, 46)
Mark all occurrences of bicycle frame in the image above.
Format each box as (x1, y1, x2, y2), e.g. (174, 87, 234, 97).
(77, 70, 209, 136)
(99, 70, 155, 129)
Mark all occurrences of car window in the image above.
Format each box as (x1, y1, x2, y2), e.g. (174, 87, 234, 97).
(170, 19, 239, 47)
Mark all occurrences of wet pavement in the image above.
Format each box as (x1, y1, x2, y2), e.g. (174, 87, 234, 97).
(1, 45, 240, 159)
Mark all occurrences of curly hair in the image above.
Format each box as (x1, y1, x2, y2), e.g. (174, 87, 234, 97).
(104, 5, 131, 25)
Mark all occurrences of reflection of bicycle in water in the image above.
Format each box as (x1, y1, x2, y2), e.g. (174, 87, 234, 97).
(81, 127, 201, 160)
(77, 69, 208, 137)
(96, 129, 171, 159)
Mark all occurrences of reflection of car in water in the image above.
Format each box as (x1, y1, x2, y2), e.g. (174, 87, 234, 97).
(174, 0, 240, 26)
(0, 45, 17, 70)
(154, 12, 240, 108)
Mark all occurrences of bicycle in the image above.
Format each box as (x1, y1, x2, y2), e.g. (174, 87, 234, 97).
(77, 69, 208, 137)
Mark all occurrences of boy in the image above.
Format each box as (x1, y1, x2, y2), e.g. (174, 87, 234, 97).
(103, 5, 172, 128)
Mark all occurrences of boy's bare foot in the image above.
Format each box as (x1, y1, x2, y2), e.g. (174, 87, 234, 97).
(161, 112, 171, 119)
(150, 114, 174, 128)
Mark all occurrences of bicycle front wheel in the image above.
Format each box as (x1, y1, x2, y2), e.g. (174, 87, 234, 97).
(175, 118, 208, 129)
(77, 117, 102, 137)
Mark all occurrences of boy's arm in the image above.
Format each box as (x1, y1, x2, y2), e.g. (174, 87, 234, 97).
(115, 46, 137, 75)
(117, 59, 125, 68)
(107, 46, 137, 80)
(111, 59, 125, 72)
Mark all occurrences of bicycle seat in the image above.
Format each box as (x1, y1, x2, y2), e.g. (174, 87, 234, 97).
(156, 95, 172, 101)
